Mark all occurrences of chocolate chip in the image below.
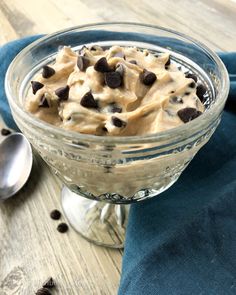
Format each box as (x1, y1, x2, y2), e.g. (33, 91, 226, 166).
(129, 60, 137, 65)
(35, 287, 52, 295)
(177, 107, 202, 123)
(80, 91, 98, 108)
(1, 128, 11, 136)
(31, 81, 44, 94)
(170, 96, 183, 104)
(111, 116, 126, 128)
(50, 210, 61, 220)
(77, 55, 90, 71)
(39, 95, 49, 108)
(55, 85, 70, 101)
(196, 84, 207, 102)
(57, 223, 69, 233)
(116, 64, 125, 77)
(42, 66, 55, 79)
(105, 71, 122, 88)
(185, 73, 198, 83)
(165, 56, 171, 69)
(140, 69, 157, 86)
(110, 104, 122, 113)
(113, 52, 125, 59)
(185, 92, 191, 96)
(188, 81, 196, 88)
(94, 57, 111, 73)
(42, 277, 55, 289)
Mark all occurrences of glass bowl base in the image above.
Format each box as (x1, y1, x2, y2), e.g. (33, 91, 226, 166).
(61, 186, 129, 248)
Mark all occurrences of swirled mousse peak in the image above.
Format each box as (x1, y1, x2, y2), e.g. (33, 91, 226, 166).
(25, 45, 206, 136)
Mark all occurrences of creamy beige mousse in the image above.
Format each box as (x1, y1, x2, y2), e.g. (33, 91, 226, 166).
(26, 45, 206, 136)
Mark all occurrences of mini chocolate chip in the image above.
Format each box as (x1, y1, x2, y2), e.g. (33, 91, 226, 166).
(35, 287, 52, 295)
(105, 71, 122, 88)
(113, 52, 125, 59)
(170, 96, 183, 104)
(165, 56, 171, 69)
(42, 277, 55, 289)
(77, 55, 90, 71)
(55, 85, 70, 101)
(42, 66, 55, 79)
(31, 81, 44, 94)
(116, 64, 125, 77)
(185, 73, 198, 83)
(129, 60, 137, 65)
(185, 92, 191, 96)
(140, 69, 157, 86)
(80, 91, 98, 108)
(57, 223, 69, 233)
(188, 81, 196, 88)
(111, 116, 126, 128)
(177, 107, 202, 123)
(196, 84, 207, 102)
(170, 90, 175, 94)
(94, 57, 111, 73)
(110, 104, 122, 113)
(50, 210, 61, 220)
(1, 128, 11, 136)
(39, 95, 49, 108)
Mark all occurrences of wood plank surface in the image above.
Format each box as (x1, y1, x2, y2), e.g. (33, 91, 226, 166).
(0, 1, 235, 294)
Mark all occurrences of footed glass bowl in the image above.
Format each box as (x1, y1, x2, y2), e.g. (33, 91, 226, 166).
(5, 23, 229, 248)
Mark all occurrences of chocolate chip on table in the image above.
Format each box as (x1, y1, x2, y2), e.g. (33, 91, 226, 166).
(57, 223, 69, 233)
(196, 84, 207, 102)
(50, 210, 61, 220)
(185, 73, 198, 83)
(80, 91, 98, 108)
(177, 107, 202, 123)
(42, 66, 55, 79)
(55, 85, 70, 101)
(111, 116, 127, 128)
(39, 95, 49, 108)
(77, 55, 90, 71)
(129, 60, 137, 65)
(94, 57, 111, 73)
(165, 56, 171, 69)
(42, 277, 55, 289)
(31, 81, 44, 94)
(1, 128, 11, 136)
(105, 71, 122, 89)
(140, 69, 157, 86)
(35, 287, 52, 295)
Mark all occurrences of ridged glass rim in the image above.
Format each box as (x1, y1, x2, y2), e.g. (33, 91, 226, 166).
(5, 22, 230, 144)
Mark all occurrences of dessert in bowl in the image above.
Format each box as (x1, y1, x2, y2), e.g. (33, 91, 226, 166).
(5, 23, 229, 247)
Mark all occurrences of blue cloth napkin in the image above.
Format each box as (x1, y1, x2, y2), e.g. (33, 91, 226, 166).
(0, 36, 235, 295)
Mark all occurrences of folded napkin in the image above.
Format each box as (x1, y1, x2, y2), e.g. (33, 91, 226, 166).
(1, 36, 235, 295)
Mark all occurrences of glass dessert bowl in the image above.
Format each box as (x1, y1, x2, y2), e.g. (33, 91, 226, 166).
(5, 23, 229, 248)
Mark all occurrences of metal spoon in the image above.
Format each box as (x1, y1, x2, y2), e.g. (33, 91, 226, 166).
(0, 133, 33, 200)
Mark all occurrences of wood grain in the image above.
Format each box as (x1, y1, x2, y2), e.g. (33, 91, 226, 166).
(0, 0, 235, 294)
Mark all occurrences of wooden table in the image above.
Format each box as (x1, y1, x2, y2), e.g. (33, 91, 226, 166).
(0, 1, 235, 294)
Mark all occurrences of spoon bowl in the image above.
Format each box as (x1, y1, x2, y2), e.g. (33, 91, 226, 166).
(0, 133, 33, 200)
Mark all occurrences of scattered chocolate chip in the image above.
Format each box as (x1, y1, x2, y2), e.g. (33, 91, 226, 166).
(77, 55, 90, 71)
(185, 73, 198, 83)
(110, 104, 122, 113)
(57, 223, 69, 233)
(140, 69, 157, 86)
(39, 95, 49, 108)
(35, 287, 52, 295)
(55, 85, 70, 101)
(196, 84, 207, 102)
(116, 64, 125, 77)
(185, 92, 191, 96)
(129, 60, 137, 65)
(170, 96, 183, 104)
(165, 56, 171, 69)
(50, 210, 61, 220)
(105, 71, 122, 89)
(31, 81, 44, 94)
(42, 66, 55, 79)
(177, 107, 202, 123)
(188, 81, 196, 88)
(111, 116, 126, 128)
(42, 277, 55, 289)
(1, 128, 11, 136)
(94, 57, 111, 73)
(80, 91, 98, 108)
(113, 52, 125, 59)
